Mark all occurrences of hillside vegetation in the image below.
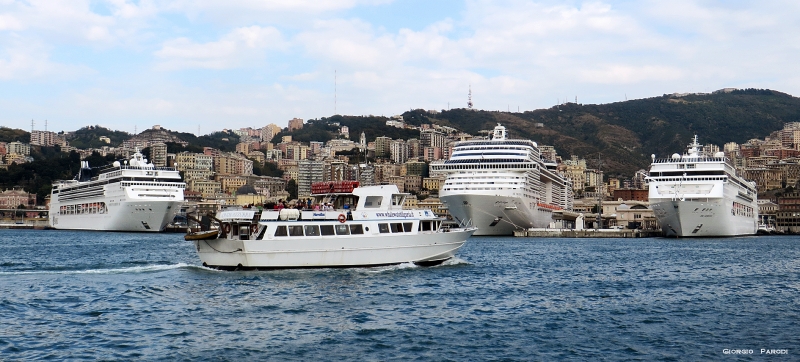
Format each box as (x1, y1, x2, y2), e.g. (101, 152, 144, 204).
(419, 89, 800, 176)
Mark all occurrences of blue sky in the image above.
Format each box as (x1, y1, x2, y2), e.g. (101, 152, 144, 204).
(1, 0, 798, 135)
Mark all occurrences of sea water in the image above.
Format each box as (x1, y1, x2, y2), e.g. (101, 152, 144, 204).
(0, 229, 797, 360)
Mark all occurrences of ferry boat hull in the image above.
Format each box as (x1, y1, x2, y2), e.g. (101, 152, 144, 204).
(441, 194, 552, 236)
(193, 184, 476, 269)
(195, 226, 474, 269)
(651, 200, 758, 237)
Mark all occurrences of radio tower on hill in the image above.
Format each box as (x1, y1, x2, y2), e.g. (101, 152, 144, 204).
(467, 84, 473, 110)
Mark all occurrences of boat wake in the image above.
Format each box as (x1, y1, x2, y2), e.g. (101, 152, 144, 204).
(365, 257, 471, 273)
(440, 257, 471, 266)
(0, 263, 196, 276)
(366, 262, 419, 273)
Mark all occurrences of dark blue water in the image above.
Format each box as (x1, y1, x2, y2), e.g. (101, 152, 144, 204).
(1, 230, 797, 361)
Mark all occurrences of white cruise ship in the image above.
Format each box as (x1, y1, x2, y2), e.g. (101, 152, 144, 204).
(647, 136, 758, 237)
(49, 150, 185, 232)
(431, 124, 573, 236)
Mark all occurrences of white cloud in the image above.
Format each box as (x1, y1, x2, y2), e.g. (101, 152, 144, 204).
(0, 13, 24, 31)
(154, 26, 286, 70)
(579, 65, 684, 84)
(0, 41, 93, 81)
(3, 0, 800, 133)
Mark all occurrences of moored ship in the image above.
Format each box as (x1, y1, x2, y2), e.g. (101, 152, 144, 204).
(49, 150, 185, 232)
(647, 136, 758, 237)
(431, 124, 573, 236)
(194, 183, 476, 269)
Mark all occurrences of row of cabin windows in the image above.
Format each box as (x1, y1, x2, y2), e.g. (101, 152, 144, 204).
(275, 224, 364, 237)
(378, 222, 414, 233)
(273, 221, 436, 237)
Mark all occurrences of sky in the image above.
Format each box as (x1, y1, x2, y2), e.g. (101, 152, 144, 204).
(1, 0, 799, 135)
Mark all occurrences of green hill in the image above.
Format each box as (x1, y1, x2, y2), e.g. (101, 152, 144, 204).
(67, 126, 131, 149)
(419, 89, 800, 176)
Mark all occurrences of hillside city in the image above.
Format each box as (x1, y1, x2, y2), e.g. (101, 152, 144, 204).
(2, 116, 800, 233)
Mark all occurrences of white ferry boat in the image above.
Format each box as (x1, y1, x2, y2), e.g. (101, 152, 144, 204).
(431, 124, 573, 236)
(193, 183, 476, 269)
(49, 150, 185, 232)
(647, 136, 758, 237)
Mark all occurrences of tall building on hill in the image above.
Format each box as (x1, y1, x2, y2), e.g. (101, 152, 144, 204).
(150, 143, 168, 167)
(261, 124, 282, 142)
(538, 145, 557, 162)
(7, 142, 30, 156)
(358, 164, 375, 186)
(404, 160, 429, 177)
(288, 118, 304, 131)
(375, 136, 391, 158)
(779, 123, 800, 150)
(30, 130, 57, 147)
(406, 138, 420, 159)
(563, 156, 587, 192)
(390, 140, 408, 164)
(297, 160, 325, 197)
(421, 129, 446, 149)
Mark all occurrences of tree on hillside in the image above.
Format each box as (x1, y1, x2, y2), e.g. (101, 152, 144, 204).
(0, 127, 30, 143)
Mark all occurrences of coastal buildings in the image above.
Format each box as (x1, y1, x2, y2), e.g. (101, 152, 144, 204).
(7, 115, 800, 238)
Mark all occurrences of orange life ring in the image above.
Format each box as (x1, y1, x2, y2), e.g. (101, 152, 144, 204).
(337, 214, 346, 223)
(222, 223, 231, 234)
(250, 224, 258, 234)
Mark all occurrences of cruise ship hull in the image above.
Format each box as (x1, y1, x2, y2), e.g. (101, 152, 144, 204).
(50, 200, 183, 232)
(441, 194, 553, 236)
(651, 199, 757, 237)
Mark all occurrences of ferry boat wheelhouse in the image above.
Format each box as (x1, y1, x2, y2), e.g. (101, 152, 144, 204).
(193, 184, 476, 269)
(647, 136, 758, 237)
(49, 150, 185, 232)
(431, 124, 573, 236)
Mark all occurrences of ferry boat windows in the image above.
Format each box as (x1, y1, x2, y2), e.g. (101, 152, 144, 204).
(274, 226, 288, 236)
(320, 225, 335, 236)
(378, 223, 390, 233)
(335, 224, 350, 235)
(289, 225, 304, 236)
(364, 196, 383, 208)
(403, 222, 413, 232)
(350, 224, 364, 234)
(304, 225, 320, 236)
(420, 221, 432, 231)
(390, 223, 403, 233)
(392, 194, 404, 206)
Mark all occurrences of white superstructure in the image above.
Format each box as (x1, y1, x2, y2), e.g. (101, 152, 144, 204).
(49, 150, 185, 232)
(647, 136, 758, 237)
(194, 184, 476, 269)
(431, 124, 573, 236)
